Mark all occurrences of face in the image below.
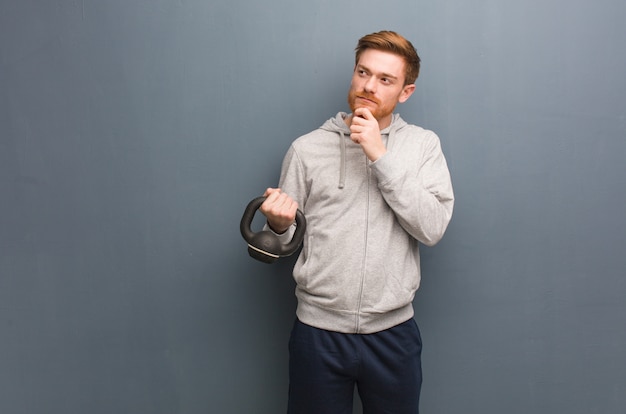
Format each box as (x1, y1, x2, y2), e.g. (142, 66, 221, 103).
(347, 49, 416, 128)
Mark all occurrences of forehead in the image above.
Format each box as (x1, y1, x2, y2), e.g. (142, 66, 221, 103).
(356, 49, 407, 78)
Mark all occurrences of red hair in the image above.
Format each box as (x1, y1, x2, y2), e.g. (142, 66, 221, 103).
(355, 31, 421, 85)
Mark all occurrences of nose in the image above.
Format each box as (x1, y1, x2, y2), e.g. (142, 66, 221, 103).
(364, 76, 377, 94)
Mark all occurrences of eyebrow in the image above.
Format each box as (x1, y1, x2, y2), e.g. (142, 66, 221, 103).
(357, 64, 399, 81)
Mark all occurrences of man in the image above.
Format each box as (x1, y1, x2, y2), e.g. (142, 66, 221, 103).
(260, 31, 454, 414)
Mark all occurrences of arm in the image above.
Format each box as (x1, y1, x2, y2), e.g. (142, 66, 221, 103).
(372, 131, 454, 246)
(259, 142, 308, 236)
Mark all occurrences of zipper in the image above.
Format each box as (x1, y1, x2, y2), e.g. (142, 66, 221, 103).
(355, 156, 371, 333)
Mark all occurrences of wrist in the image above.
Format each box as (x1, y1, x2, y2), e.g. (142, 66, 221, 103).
(268, 221, 289, 234)
(368, 147, 387, 162)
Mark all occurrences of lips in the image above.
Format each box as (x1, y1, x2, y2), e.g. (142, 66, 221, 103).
(357, 96, 378, 105)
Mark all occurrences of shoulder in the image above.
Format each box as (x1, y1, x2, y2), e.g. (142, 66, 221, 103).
(395, 123, 440, 147)
(292, 114, 347, 148)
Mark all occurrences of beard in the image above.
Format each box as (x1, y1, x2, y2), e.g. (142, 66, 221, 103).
(347, 89, 396, 122)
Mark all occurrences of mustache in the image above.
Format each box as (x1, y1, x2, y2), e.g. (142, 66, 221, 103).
(355, 94, 380, 104)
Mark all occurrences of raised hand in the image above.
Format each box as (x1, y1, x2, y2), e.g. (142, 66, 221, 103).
(350, 107, 387, 161)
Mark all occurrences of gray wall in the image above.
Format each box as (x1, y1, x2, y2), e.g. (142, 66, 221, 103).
(1, 0, 625, 413)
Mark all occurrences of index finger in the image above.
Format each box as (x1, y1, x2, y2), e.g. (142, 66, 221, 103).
(354, 107, 374, 120)
(263, 187, 281, 197)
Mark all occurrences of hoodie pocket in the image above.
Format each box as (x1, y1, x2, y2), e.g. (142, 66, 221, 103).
(362, 257, 419, 314)
(293, 234, 364, 312)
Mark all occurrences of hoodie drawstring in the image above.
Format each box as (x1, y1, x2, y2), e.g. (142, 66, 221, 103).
(338, 126, 396, 189)
(339, 131, 346, 189)
(337, 113, 399, 189)
(386, 127, 396, 153)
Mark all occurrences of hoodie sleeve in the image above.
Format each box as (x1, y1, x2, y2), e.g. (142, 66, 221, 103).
(277, 143, 309, 206)
(261, 143, 306, 243)
(371, 129, 454, 246)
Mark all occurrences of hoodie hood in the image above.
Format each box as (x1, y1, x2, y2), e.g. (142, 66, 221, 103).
(319, 112, 408, 188)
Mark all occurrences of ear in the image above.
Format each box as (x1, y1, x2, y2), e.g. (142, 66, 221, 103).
(398, 84, 416, 103)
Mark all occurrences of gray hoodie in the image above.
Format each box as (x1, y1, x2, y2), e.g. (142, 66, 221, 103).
(276, 112, 454, 334)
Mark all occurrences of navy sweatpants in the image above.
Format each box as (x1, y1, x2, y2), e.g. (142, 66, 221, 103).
(287, 318, 422, 414)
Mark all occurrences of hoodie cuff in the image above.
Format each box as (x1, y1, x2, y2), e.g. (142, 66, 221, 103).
(263, 222, 297, 244)
(370, 151, 398, 187)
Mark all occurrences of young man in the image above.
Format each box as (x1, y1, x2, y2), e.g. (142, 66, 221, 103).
(260, 31, 454, 413)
